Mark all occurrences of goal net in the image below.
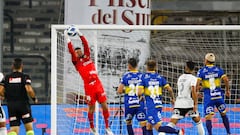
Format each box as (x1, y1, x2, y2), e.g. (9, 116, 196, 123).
(51, 25, 240, 135)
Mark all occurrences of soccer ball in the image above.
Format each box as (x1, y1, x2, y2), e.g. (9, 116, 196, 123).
(66, 25, 77, 36)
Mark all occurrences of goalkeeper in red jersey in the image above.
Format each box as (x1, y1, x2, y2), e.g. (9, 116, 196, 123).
(64, 26, 114, 135)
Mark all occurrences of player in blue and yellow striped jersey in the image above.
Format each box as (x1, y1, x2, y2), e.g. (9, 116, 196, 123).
(138, 60, 184, 135)
(197, 53, 231, 135)
(117, 58, 147, 135)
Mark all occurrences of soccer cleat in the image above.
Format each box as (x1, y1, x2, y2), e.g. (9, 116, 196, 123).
(178, 128, 184, 135)
(105, 128, 114, 135)
(90, 128, 99, 135)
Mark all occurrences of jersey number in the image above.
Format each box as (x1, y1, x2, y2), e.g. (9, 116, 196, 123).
(128, 84, 138, 96)
(148, 85, 160, 99)
(209, 78, 216, 92)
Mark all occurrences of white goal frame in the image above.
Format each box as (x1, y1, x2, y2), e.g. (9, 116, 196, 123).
(51, 25, 240, 135)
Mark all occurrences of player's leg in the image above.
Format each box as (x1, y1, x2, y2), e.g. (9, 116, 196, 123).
(204, 101, 214, 135)
(21, 104, 35, 135)
(189, 110, 205, 135)
(0, 107, 7, 135)
(136, 101, 147, 135)
(151, 108, 181, 134)
(216, 99, 231, 134)
(124, 107, 135, 135)
(7, 103, 21, 135)
(97, 85, 113, 135)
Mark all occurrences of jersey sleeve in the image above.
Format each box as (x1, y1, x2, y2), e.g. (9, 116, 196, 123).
(197, 69, 203, 80)
(191, 76, 198, 87)
(24, 74, 32, 85)
(219, 67, 226, 79)
(80, 36, 90, 57)
(67, 41, 78, 65)
(161, 76, 169, 88)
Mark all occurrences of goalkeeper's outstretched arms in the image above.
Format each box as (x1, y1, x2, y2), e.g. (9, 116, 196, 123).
(76, 29, 91, 57)
(64, 30, 78, 63)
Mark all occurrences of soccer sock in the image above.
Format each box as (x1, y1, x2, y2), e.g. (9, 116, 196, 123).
(0, 127, 7, 135)
(196, 120, 205, 135)
(127, 124, 134, 135)
(102, 109, 110, 128)
(222, 115, 231, 134)
(26, 130, 34, 135)
(158, 126, 179, 134)
(88, 112, 94, 129)
(206, 120, 212, 135)
(146, 129, 153, 135)
(141, 126, 147, 135)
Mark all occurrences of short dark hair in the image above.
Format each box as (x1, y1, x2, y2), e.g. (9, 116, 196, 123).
(74, 47, 81, 50)
(13, 58, 22, 70)
(186, 61, 195, 71)
(128, 58, 137, 68)
(147, 60, 156, 71)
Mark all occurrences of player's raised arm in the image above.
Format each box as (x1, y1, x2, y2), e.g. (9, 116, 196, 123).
(64, 30, 78, 64)
(76, 29, 91, 57)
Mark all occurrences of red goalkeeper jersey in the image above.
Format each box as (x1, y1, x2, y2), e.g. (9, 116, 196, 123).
(67, 36, 99, 85)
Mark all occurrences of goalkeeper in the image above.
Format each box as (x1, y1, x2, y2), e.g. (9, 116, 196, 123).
(64, 26, 114, 135)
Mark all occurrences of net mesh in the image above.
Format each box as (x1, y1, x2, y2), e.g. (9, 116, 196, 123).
(53, 26, 240, 135)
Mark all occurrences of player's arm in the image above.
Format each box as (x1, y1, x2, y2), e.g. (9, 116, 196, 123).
(222, 74, 230, 97)
(117, 84, 124, 94)
(0, 85, 4, 97)
(25, 75, 38, 103)
(164, 84, 175, 105)
(76, 29, 91, 57)
(64, 30, 78, 63)
(191, 85, 198, 112)
(25, 84, 38, 103)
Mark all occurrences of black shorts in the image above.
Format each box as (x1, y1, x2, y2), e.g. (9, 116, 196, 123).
(7, 101, 33, 126)
(172, 108, 199, 119)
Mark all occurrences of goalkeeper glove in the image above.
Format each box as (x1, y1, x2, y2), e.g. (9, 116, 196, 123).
(75, 28, 83, 36)
(64, 29, 71, 43)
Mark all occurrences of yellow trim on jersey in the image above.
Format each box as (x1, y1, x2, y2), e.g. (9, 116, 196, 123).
(197, 77, 202, 81)
(202, 78, 221, 88)
(125, 86, 142, 94)
(211, 96, 222, 100)
(144, 87, 162, 96)
(155, 105, 163, 108)
(129, 105, 140, 108)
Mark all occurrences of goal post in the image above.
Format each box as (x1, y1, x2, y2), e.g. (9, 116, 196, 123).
(51, 25, 240, 135)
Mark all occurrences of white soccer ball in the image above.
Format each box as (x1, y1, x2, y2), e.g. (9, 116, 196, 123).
(67, 25, 77, 36)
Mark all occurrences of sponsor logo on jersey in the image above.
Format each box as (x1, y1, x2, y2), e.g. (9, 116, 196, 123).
(9, 77, 21, 83)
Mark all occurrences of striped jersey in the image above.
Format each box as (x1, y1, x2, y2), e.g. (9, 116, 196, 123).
(197, 64, 225, 101)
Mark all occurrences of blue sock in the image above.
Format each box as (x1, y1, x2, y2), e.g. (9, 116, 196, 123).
(206, 120, 212, 135)
(158, 126, 179, 134)
(127, 124, 134, 135)
(222, 115, 231, 134)
(142, 126, 147, 135)
(146, 129, 153, 135)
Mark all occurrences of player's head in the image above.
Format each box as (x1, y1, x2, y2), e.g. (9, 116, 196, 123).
(74, 47, 83, 57)
(128, 58, 138, 70)
(146, 60, 156, 71)
(204, 53, 215, 64)
(12, 58, 23, 71)
(185, 61, 195, 72)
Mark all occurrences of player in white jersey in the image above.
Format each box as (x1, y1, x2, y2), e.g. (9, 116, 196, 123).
(167, 61, 205, 135)
(0, 72, 8, 135)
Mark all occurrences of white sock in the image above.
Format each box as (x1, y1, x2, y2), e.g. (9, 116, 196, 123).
(167, 122, 176, 128)
(196, 120, 205, 135)
(0, 127, 7, 135)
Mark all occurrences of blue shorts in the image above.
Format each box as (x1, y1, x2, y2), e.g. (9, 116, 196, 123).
(204, 98, 226, 115)
(147, 107, 162, 126)
(125, 101, 146, 122)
